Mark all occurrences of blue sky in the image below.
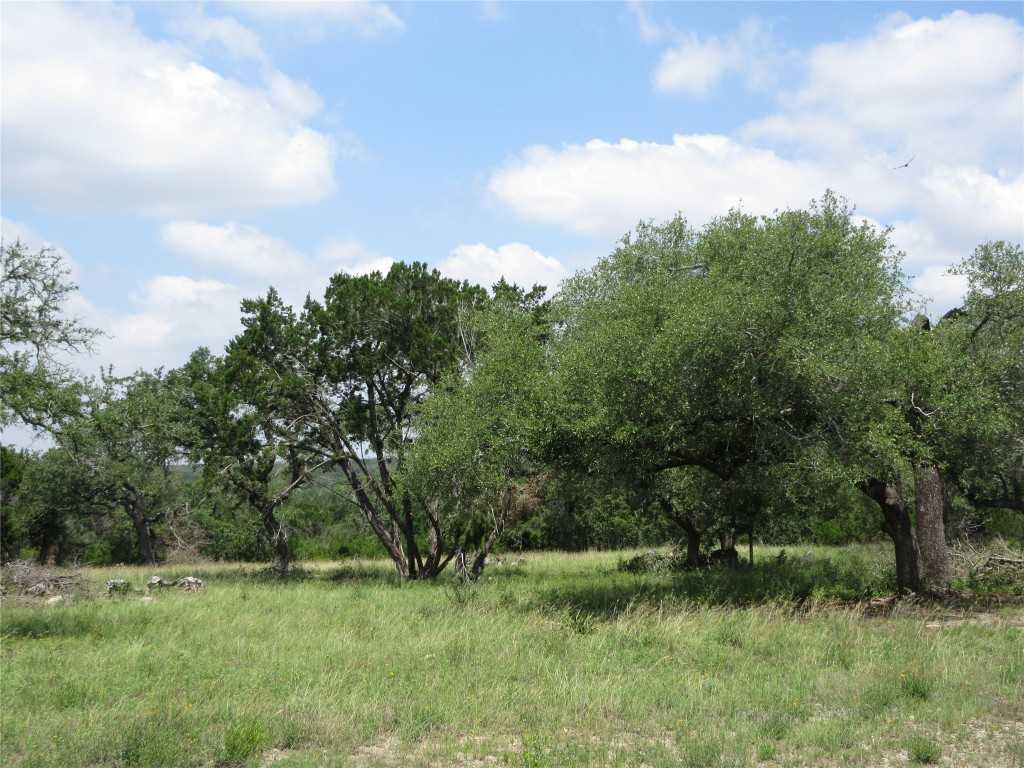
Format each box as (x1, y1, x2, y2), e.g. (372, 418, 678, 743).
(2, 0, 1022, 397)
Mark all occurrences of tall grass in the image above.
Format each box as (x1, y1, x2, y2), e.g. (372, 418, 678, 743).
(2, 547, 1022, 767)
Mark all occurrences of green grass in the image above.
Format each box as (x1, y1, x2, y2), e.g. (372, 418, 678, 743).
(2, 546, 1023, 767)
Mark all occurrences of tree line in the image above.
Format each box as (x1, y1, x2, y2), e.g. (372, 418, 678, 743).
(2, 193, 1021, 592)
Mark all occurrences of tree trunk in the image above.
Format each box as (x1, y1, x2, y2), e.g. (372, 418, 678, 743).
(127, 504, 157, 565)
(718, 531, 735, 551)
(861, 478, 920, 593)
(914, 463, 952, 592)
(262, 505, 291, 574)
(38, 539, 59, 566)
(679, 518, 703, 567)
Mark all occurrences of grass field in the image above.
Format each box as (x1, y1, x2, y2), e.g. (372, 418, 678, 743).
(2, 546, 1023, 767)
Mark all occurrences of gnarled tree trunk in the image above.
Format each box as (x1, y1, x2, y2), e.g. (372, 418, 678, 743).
(261, 504, 291, 574)
(914, 463, 952, 592)
(861, 478, 921, 593)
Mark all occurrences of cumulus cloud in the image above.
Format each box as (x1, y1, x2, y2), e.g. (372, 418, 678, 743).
(490, 134, 847, 235)
(230, 1, 403, 37)
(439, 243, 567, 292)
(653, 19, 781, 96)
(491, 10, 1023, 316)
(745, 11, 1024, 168)
(161, 221, 309, 277)
(1, 3, 335, 216)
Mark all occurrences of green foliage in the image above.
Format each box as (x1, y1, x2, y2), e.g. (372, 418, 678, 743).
(547, 193, 911, 551)
(906, 735, 942, 764)
(222, 717, 270, 765)
(400, 303, 550, 570)
(0, 240, 99, 430)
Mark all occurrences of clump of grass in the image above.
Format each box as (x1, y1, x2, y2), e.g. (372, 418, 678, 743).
(898, 670, 933, 701)
(221, 717, 270, 765)
(756, 742, 778, 761)
(678, 737, 723, 768)
(444, 579, 479, 608)
(562, 608, 597, 635)
(119, 719, 184, 767)
(756, 713, 790, 741)
(906, 734, 942, 764)
(711, 621, 745, 648)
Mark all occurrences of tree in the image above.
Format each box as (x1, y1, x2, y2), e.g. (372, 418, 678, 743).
(244, 262, 491, 579)
(399, 304, 549, 578)
(4, 448, 105, 565)
(1, 445, 32, 562)
(56, 370, 185, 564)
(945, 242, 1023, 515)
(547, 194, 911, 573)
(1, 240, 98, 430)
(175, 334, 324, 574)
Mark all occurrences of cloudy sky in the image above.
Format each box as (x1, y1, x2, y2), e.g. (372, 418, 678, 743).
(2, 1, 1022, 388)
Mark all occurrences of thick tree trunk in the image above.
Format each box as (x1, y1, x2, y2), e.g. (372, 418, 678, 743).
(679, 518, 703, 567)
(718, 531, 735, 551)
(861, 478, 921, 593)
(914, 463, 952, 592)
(38, 539, 59, 566)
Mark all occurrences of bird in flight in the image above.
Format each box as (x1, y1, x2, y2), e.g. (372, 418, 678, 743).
(892, 154, 915, 169)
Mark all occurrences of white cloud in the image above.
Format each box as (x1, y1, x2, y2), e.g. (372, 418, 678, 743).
(439, 243, 567, 292)
(87, 275, 245, 372)
(911, 266, 970, 318)
(775, 11, 1023, 167)
(1, 3, 335, 216)
(654, 36, 739, 96)
(490, 134, 842, 235)
(162, 221, 308, 277)
(170, 8, 267, 62)
(168, 7, 324, 121)
(230, 1, 403, 37)
(921, 166, 1024, 242)
(652, 19, 783, 96)
(628, 1, 669, 43)
(317, 239, 394, 277)
(491, 9, 1023, 320)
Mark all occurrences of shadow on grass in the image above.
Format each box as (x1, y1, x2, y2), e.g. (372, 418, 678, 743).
(532, 552, 895, 619)
(327, 563, 404, 584)
(1, 603, 157, 640)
